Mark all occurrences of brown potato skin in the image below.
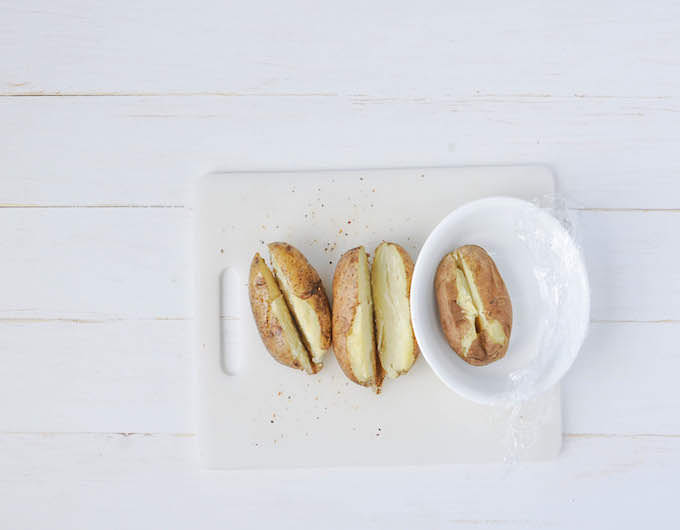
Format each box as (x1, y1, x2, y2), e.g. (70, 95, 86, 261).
(435, 245, 512, 366)
(331, 247, 380, 388)
(373, 242, 420, 375)
(248, 253, 317, 373)
(267, 242, 332, 358)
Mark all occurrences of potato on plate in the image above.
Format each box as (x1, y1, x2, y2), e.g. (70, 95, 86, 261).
(249, 253, 317, 374)
(268, 242, 331, 368)
(434, 245, 512, 366)
(332, 246, 381, 388)
(371, 242, 419, 378)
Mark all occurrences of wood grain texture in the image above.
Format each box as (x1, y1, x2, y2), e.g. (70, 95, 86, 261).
(1, 319, 677, 436)
(0, 208, 191, 319)
(2, 0, 679, 525)
(0, 319, 192, 433)
(0, 208, 677, 321)
(0, 95, 678, 208)
(2, 1, 679, 97)
(0, 432, 678, 529)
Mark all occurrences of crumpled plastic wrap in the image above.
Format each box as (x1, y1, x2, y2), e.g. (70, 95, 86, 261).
(499, 193, 590, 461)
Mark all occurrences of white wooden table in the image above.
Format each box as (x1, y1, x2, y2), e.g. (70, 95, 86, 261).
(2, 2, 679, 528)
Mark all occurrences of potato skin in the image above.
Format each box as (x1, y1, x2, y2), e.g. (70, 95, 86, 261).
(248, 253, 317, 373)
(332, 247, 380, 387)
(372, 242, 420, 377)
(267, 242, 332, 358)
(435, 245, 512, 366)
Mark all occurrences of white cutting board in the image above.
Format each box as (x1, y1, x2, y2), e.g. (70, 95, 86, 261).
(194, 167, 561, 469)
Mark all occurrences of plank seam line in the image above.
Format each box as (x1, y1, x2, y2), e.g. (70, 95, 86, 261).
(0, 204, 185, 209)
(0, 432, 678, 438)
(0, 318, 675, 324)
(0, 205, 678, 212)
(0, 92, 674, 100)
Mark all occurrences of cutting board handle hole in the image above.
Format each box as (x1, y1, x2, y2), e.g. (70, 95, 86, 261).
(220, 267, 242, 375)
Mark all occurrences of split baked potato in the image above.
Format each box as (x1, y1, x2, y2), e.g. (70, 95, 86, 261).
(434, 245, 512, 366)
(332, 246, 381, 388)
(268, 242, 332, 366)
(249, 253, 317, 374)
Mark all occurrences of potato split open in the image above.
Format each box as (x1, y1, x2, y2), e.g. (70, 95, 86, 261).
(331, 246, 380, 388)
(435, 245, 512, 366)
(268, 242, 331, 368)
(248, 253, 316, 374)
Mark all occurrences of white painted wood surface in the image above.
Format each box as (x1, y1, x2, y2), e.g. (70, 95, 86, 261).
(1, 0, 679, 527)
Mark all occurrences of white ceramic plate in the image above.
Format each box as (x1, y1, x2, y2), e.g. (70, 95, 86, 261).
(410, 197, 590, 405)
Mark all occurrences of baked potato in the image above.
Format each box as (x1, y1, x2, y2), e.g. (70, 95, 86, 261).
(332, 246, 381, 388)
(371, 242, 419, 378)
(268, 242, 331, 369)
(434, 245, 512, 366)
(249, 253, 317, 374)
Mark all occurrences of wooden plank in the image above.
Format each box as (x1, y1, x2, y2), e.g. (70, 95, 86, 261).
(0, 95, 678, 208)
(0, 208, 191, 319)
(0, 432, 678, 528)
(2, 1, 679, 98)
(577, 210, 680, 321)
(0, 208, 677, 321)
(0, 319, 192, 433)
(0, 316, 678, 435)
(563, 322, 680, 435)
